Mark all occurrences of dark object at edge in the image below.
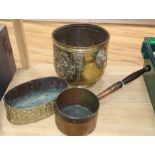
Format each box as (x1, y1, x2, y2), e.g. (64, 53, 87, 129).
(0, 24, 16, 100)
(141, 37, 155, 112)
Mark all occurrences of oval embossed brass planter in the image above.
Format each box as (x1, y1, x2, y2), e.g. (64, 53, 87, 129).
(52, 24, 110, 87)
(4, 77, 67, 125)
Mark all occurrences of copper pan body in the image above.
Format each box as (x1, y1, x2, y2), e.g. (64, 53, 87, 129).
(55, 88, 99, 136)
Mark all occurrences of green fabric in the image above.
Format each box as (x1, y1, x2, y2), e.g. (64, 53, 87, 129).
(142, 37, 155, 112)
(147, 37, 155, 45)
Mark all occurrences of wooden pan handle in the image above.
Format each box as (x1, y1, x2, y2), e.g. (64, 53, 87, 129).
(97, 65, 151, 100)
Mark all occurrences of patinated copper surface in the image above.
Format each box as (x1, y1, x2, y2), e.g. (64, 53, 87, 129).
(55, 88, 99, 135)
(55, 112, 97, 136)
(97, 82, 123, 100)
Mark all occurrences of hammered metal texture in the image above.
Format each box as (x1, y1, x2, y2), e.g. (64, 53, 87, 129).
(52, 24, 110, 87)
(53, 44, 107, 87)
(5, 101, 55, 125)
(4, 77, 67, 125)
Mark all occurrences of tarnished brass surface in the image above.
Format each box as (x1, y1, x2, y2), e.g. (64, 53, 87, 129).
(5, 101, 54, 125)
(4, 77, 67, 125)
(52, 24, 110, 87)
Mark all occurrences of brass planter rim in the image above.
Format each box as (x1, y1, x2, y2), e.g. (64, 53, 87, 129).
(4, 76, 68, 110)
(4, 100, 54, 111)
(52, 23, 110, 51)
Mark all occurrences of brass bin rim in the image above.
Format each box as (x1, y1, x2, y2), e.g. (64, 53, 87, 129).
(52, 23, 110, 51)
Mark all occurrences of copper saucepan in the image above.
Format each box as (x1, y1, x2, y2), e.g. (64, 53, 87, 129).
(54, 65, 151, 136)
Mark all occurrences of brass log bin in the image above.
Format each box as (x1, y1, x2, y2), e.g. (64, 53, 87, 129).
(52, 24, 110, 87)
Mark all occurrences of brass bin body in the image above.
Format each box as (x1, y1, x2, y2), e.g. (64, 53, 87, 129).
(52, 24, 110, 87)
